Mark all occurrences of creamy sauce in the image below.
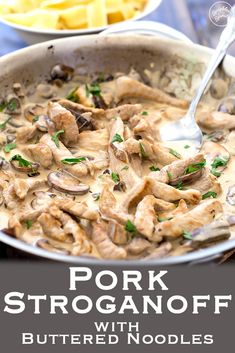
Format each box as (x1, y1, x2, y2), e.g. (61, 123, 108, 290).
(0, 70, 235, 259)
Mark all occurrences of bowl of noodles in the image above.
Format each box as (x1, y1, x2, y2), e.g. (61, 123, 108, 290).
(0, 0, 162, 44)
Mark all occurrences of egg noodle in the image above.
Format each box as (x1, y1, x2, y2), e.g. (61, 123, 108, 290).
(0, 0, 148, 30)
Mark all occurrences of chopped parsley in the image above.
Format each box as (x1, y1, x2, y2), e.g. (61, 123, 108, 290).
(149, 165, 160, 172)
(202, 191, 217, 200)
(210, 156, 229, 178)
(112, 133, 123, 143)
(141, 111, 148, 116)
(157, 217, 173, 222)
(111, 172, 120, 183)
(182, 230, 193, 240)
(66, 87, 79, 102)
(0, 116, 11, 130)
(32, 115, 39, 124)
(139, 142, 148, 158)
(7, 99, 17, 111)
(121, 165, 129, 171)
(61, 157, 86, 165)
(167, 171, 173, 180)
(10, 154, 32, 168)
(175, 181, 183, 190)
(25, 220, 33, 229)
(184, 145, 190, 149)
(0, 101, 7, 112)
(0, 99, 18, 113)
(125, 220, 137, 233)
(211, 168, 221, 177)
(184, 160, 206, 175)
(85, 83, 101, 97)
(169, 148, 181, 159)
(3, 142, 16, 153)
(51, 129, 64, 148)
(211, 156, 229, 169)
(92, 193, 100, 201)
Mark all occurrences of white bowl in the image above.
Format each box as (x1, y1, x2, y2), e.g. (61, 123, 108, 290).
(0, 0, 162, 45)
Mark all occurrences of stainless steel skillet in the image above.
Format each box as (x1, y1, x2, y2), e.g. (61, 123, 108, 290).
(1, 34, 235, 264)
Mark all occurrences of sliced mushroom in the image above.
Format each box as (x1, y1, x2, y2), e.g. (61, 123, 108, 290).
(110, 117, 129, 163)
(13, 83, 24, 98)
(8, 119, 23, 128)
(6, 134, 16, 143)
(63, 107, 94, 131)
(36, 84, 55, 99)
(113, 181, 127, 192)
(218, 96, 235, 114)
(226, 185, 235, 205)
(210, 78, 228, 99)
(24, 104, 46, 123)
(143, 242, 172, 260)
(10, 158, 40, 173)
(92, 95, 107, 109)
(31, 191, 57, 210)
(47, 170, 90, 195)
(50, 64, 74, 81)
(169, 169, 203, 186)
(189, 220, 231, 248)
(35, 238, 70, 255)
(0, 157, 9, 170)
(111, 143, 128, 163)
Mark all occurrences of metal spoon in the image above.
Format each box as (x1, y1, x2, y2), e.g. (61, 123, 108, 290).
(160, 6, 235, 149)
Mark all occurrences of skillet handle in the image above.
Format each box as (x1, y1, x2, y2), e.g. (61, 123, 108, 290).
(100, 20, 192, 43)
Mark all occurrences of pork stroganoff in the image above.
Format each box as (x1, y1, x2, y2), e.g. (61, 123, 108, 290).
(0, 63, 235, 260)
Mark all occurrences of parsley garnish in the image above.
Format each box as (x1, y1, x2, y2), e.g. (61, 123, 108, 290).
(7, 99, 17, 111)
(125, 220, 137, 233)
(66, 87, 79, 102)
(92, 193, 100, 201)
(184, 160, 206, 175)
(0, 116, 11, 130)
(169, 148, 181, 159)
(0, 101, 7, 112)
(139, 142, 148, 158)
(32, 115, 39, 124)
(202, 191, 217, 200)
(11, 154, 32, 168)
(3, 142, 16, 153)
(51, 129, 64, 148)
(175, 181, 183, 190)
(0, 100, 18, 112)
(157, 217, 173, 222)
(210, 156, 229, 178)
(182, 230, 193, 240)
(61, 157, 86, 165)
(121, 165, 129, 171)
(211, 156, 229, 169)
(85, 83, 101, 97)
(25, 220, 33, 229)
(167, 171, 173, 180)
(211, 169, 221, 177)
(111, 172, 120, 183)
(112, 133, 123, 143)
(141, 111, 148, 116)
(149, 166, 160, 172)
(61, 157, 86, 164)
(184, 145, 190, 149)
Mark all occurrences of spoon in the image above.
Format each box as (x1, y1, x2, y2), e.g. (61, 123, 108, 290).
(160, 6, 235, 149)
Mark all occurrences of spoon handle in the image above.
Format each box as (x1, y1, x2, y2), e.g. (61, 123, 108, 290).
(186, 6, 235, 119)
